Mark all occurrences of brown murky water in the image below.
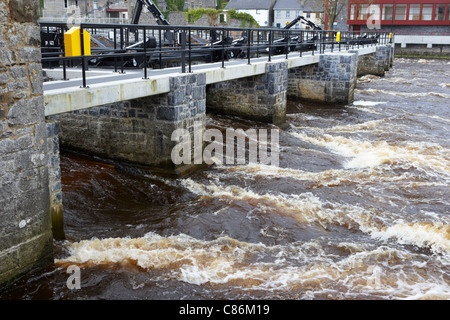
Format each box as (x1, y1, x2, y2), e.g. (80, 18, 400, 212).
(1, 58, 449, 300)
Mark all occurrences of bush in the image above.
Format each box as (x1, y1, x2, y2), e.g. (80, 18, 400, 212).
(184, 8, 259, 27)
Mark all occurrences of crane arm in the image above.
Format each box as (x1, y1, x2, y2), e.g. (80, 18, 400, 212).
(131, 0, 170, 25)
(299, 16, 322, 30)
(283, 15, 304, 29)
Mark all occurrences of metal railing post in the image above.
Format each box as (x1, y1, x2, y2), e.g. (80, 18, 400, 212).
(286, 30, 289, 59)
(331, 31, 334, 53)
(188, 27, 192, 73)
(181, 30, 186, 73)
(80, 24, 87, 88)
(159, 28, 162, 69)
(120, 27, 125, 74)
(143, 26, 148, 79)
(247, 28, 251, 65)
(113, 27, 118, 73)
(300, 31, 303, 57)
(221, 28, 225, 68)
(268, 30, 272, 62)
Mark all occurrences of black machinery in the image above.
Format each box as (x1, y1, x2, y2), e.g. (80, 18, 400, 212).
(40, 27, 64, 68)
(270, 15, 321, 55)
(40, 2, 379, 71)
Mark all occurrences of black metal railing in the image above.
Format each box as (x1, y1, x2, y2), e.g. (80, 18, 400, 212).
(40, 22, 392, 88)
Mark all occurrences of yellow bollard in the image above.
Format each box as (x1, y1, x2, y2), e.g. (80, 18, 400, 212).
(64, 27, 91, 57)
(336, 31, 341, 42)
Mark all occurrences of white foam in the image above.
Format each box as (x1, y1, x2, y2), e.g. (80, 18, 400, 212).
(56, 233, 450, 299)
(373, 222, 450, 255)
(289, 131, 450, 173)
(353, 101, 386, 107)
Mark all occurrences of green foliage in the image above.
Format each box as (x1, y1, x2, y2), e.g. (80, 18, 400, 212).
(216, 0, 229, 10)
(227, 9, 259, 28)
(185, 8, 219, 24)
(166, 0, 186, 12)
(184, 8, 259, 27)
(162, 0, 186, 17)
(39, 0, 44, 16)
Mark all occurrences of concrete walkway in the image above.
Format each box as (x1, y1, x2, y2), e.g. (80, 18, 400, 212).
(43, 46, 377, 116)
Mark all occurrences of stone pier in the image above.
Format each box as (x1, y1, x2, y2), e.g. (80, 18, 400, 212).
(287, 52, 358, 105)
(206, 61, 288, 126)
(0, 0, 55, 287)
(354, 45, 393, 77)
(51, 73, 207, 176)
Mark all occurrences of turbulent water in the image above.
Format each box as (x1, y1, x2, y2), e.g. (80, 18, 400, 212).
(1, 58, 449, 300)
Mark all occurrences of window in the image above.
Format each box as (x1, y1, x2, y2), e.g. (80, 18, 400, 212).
(296, 10, 301, 17)
(256, 10, 260, 14)
(448, 5, 450, 20)
(286, 10, 290, 19)
(276, 10, 281, 19)
(422, 4, 433, 20)
(409, 4, 421, 20)
(435, 4, 445, 20)
(357, 4, 368, 20)
(382, 4, 393, 20)
(306, 12, 310, 18)
(93, 0, 98, 10)
(395, 4, 407, 20)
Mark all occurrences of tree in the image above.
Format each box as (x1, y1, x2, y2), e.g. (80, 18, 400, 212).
(308, 0, 374, 31)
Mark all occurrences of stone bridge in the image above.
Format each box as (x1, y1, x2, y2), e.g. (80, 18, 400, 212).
(45, 44, 393, 176)
(0, 0, 394, 289)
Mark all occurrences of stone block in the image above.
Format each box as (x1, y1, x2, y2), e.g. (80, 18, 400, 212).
(0, 49, 16, 66)
(7, 96, 44, 127)
(19, 47, 41, 63)
(9, 0, 39, 22)
(207, 61, 287, 125)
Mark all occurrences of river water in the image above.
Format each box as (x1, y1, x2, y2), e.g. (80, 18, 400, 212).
(1, 58, 449, 300)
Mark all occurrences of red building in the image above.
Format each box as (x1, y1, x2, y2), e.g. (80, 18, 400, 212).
(347, 0, 450, 33)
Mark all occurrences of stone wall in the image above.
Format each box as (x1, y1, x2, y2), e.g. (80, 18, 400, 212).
(288, 52, 358, 105)
(129, 1, 244, 28)
(0, 0, 54, 288)
(206, 61, 288, 126)
(51, 73, 207, 176)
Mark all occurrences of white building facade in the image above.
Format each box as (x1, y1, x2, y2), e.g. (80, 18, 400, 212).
(225, 0, 277, 27)
(273, 0, 324, 29)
